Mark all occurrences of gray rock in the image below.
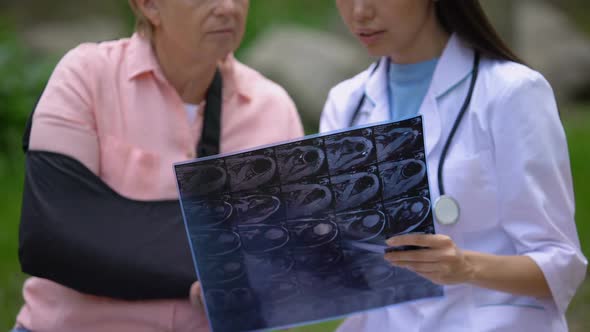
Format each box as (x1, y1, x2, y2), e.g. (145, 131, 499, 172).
(22, 17, 126, 55)
(515, 0, 590, 103)
(240, 25, 372, 130)
(481, 0, 517, 47)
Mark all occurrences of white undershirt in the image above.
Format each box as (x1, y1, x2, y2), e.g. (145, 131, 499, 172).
(184, 103, 200, 123)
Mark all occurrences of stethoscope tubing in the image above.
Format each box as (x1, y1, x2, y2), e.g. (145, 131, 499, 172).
(350, 51, 481, 197)
(437, 52, 480, 196)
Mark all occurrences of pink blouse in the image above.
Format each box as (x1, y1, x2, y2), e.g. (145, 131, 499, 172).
(17, 33, 304, 332)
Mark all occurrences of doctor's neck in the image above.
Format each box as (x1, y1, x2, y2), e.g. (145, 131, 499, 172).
(389, 20, 450, 65)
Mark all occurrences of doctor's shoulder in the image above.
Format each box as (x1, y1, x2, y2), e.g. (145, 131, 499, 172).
(473, 55, 569, 174)
(476, 57, 559, 121)
(320, 63, 375, 132)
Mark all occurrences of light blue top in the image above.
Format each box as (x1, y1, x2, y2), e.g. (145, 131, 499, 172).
(388, 57, 439, 121)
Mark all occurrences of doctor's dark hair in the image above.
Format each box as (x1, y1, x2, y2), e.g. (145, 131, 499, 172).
(435, 0, 524, 64)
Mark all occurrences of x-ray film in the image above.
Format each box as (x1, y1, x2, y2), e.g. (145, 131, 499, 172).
(175, 116, 443, 332)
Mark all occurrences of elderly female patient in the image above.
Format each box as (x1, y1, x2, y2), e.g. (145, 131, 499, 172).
(14, 0, 303, 331)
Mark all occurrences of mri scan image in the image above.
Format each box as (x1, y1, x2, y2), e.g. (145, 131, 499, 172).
(287, 219, 339, 248)
(199, 256, 247, 284)
(374, 117, 424, 162)
(348, 262, 395, 287)
(191, 229, 241, 258)
(331, 170, 381, 211)
(297, 270, 349, 296)
(258, 279, 301, 304)
(175, 115, 441, 332)
(232, 194, 281, 224)
(380, 159, 427, 200)
(205, 287, 258, 312)
(277, 139, 328, 182)
(183, 198, 233, 228)
(336, 209, 387, 242)
(282, 182, 333, 218)
(325, 128, 376, 174)
(237, 224, 290, 254)
(177, 160, 228, 197)
(246, 254, 295, 278)
(226, 149, 278, 192)
(384, 196, 432, 235)
(292, 244, 344, 271)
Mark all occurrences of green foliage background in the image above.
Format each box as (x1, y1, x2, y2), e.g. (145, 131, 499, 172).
(0, 23, 54, 163)
(0, 1, 588, 331)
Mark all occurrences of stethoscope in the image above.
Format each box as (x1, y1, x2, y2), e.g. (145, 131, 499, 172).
(349, 51, 481, 226)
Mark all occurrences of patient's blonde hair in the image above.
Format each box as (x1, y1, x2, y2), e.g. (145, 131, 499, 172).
(128, 0, 154, 39)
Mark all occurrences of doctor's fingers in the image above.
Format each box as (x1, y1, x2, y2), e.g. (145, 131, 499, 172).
(385, 259, 463, 284)
(413, 268, 469, 285)
(385, 250, 436, 264)
(385, 246, 458, 263)
(386, 233, 454, 249)
(390, 261, 448, 274)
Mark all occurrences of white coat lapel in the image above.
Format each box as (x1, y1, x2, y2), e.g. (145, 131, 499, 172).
(363, 57, 390, 124)
(420, 34, 476, 155)
(420, 94, 441, 159)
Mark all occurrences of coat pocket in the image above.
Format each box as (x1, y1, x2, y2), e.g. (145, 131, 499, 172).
(472, 303, 556, 331)
(440, 151, 498, 233)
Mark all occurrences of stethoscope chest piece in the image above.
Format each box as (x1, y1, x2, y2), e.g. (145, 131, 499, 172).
(349, 51, 480, 227)
(434, 195, 460, 225)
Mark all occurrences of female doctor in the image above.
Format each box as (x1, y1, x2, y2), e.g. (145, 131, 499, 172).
(319, 0, 587, 331)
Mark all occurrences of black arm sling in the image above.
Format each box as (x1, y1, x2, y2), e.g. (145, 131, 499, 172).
(18, 70, 222, 300)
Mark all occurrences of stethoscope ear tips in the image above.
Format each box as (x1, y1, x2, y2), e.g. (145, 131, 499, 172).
(434, 195, 460, 225)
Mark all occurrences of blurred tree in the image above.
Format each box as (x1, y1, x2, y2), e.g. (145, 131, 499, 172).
(548, 0, 590, 36)
(481, 0, 515, 47)
(0, 21, 53, 162)
(241, 0, 336, 52)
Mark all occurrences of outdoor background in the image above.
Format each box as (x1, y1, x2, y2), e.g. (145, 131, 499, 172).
(0, 0, 588, 331)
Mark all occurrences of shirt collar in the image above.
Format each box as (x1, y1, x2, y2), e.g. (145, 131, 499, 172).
(126, 33, 252, 102)
(217, 54, 253, 102)
(364, 33, 475, 104)
(126, 33, 163, 81)
(429, 33, 476, 98)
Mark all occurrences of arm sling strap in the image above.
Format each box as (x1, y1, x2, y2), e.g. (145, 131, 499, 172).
(18, 70, 222, 300)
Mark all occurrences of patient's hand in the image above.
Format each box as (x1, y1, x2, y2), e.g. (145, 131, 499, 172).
(190, 281, 205, 310)
(189, 281, 295, 331)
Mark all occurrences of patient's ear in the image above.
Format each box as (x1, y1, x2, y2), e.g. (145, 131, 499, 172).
(134, 0, 162, 27)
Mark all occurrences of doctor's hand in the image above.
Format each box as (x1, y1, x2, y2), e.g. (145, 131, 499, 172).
(384, 234, 475, 285)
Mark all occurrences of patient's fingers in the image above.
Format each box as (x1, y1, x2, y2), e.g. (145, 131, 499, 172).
(190, 281, 203, 308)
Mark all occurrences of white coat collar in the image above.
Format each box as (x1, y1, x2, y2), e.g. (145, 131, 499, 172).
(430, 34, 476, 99)
(363, 34, 475, 107)
(362, 34, 476, 155)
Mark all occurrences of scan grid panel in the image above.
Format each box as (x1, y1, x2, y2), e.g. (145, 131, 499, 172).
(175, 116, 443, 332)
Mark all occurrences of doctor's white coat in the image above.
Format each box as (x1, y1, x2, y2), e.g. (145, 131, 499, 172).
(320, 34, 587, 332)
